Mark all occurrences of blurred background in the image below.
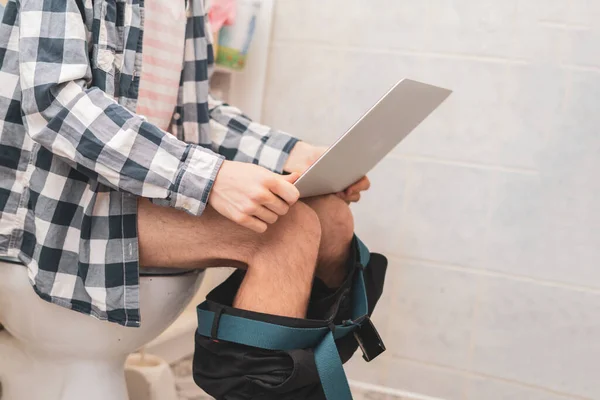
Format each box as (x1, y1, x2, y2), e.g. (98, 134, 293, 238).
(3, 1, 600, 399)
(258, 1, 600, 399)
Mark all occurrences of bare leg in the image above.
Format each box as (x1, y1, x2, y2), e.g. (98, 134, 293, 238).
(303, 195, 355, 288)
(138, 199, 321, 318)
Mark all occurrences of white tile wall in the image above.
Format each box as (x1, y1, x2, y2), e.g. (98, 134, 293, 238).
(514, 24, 569, 65)
(273, 0, 431, 51)
(566, 0, 600, 27)
(335, 52, 428, 135)
(352, 157, 410, 256)
(262, 0, 600, 398)
(482, 174, 546, 279)
(396, 59, 535, 169)
(388, 261, 481, 369)
(271, 0, 352, 45)
(515, 0, 569, 24)
(262, 44, 347, 146)
(565, 29, 600, 69)
(385, 357, 467, 400)
(484, 168, 600, 289)
(470, 277, 600, 398)
(425, 0, 520, 59)
(465, 377, 577, 400)
(396, 162, 495, 266)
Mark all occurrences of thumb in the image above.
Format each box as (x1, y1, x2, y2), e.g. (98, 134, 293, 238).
(282, 172, 300, 184)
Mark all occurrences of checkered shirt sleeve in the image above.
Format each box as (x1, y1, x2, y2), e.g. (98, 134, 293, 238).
(18, 0, 224, 217)
(207, 95, 299, 174)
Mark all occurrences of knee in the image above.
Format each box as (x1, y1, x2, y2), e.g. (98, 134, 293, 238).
(285, 202, 322, 246)
(248, 202, 321, 270)
(245, 202, 321, 270)
(313, 195, 354, 243)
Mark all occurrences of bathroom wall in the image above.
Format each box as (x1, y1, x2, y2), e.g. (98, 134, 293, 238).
(261, 1, 600, 399)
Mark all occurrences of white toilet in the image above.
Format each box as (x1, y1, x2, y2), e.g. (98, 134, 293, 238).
(0, 260, 204, 400)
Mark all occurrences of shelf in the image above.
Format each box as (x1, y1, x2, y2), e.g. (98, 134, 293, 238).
(213, 65, 241, 75)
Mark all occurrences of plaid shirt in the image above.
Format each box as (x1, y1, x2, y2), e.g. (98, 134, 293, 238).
(0, 0, 298, 327)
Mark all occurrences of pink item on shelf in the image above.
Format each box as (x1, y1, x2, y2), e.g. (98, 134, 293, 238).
(208, 0, 237, 32)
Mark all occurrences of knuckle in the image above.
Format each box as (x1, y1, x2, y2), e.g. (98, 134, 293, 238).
(261, 174, 276, 186)
(241, 202, 258, 214)
(252, 190, 269, 203)
(289, 188, 300, 203)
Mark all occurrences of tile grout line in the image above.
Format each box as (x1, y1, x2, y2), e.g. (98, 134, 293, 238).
(460, 172, 504, 400)
(349, 380, 448, 400)
(561, 63, 600, 74)
(385, 255, 600, 295)
(383, 356, 592, 400)
(367, 13, 436, 394)
(270, 39, 531, 65)
(537, 20, 591, 31)
(268, 41, 600, 73)
(375, 157, 417, 388)
(460, 39, 516, 399)
(388, 153, 539, 175)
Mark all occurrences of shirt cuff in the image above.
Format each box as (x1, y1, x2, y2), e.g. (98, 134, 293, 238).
(169, 145, 225, 216)
(257, 131, 299, 174)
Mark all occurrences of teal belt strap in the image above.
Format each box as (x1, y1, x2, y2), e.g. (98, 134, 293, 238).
(196, 236, 372, 400)
(315, 331, 353, 399)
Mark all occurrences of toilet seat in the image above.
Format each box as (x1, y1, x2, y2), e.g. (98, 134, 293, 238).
(0, 261, 204, 400)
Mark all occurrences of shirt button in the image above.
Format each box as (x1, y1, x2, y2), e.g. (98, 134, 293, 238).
(173, 112, 181, 121)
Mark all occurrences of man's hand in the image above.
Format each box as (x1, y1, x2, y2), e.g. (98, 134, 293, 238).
(209, 161, 300, 233)
(283, 141, 326, 174)
(284, 142, 370, 203)
(336, 176, 370, 203)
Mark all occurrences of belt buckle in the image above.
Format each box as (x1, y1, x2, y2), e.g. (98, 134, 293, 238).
(352, 315, 386, 362)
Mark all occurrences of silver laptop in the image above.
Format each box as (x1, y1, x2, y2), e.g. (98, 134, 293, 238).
(294, 79, 452, 198)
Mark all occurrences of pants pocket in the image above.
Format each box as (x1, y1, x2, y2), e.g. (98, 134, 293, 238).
(193, 334, 326, 400)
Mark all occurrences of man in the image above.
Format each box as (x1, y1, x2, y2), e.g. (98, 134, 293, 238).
(0, 0, 369, 329)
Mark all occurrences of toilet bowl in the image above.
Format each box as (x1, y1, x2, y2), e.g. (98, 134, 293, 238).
(0, 261, 204, 400)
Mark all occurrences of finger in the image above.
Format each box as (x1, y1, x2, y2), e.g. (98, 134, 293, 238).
(269, 177, 300, 205)
(358, 176, 371, 190)
(251, 188, 289, 215)
(345, 185, 357, 195)
(282, 172, 300, 184)
(336, 191, 349, 201)
(347, 193, 361, 203)
(347, 176, 370, 193)
(263, 194, 290, 216)
(234, 212, 268, 233)
(253, 205, 279, 225)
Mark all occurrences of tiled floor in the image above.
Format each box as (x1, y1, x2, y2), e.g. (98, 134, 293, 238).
(171, 356, 405, 400)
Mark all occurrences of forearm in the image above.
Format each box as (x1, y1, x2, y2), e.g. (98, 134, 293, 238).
(19, 0, 224, 215)
(208, 95, 299, 173)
